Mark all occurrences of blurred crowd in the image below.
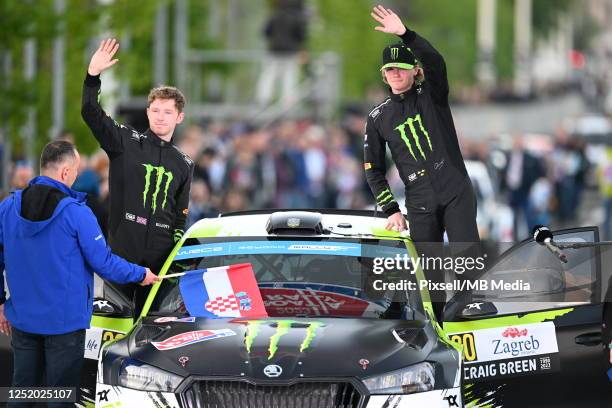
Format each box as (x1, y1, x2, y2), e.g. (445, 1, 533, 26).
(3, 109, 612, 244)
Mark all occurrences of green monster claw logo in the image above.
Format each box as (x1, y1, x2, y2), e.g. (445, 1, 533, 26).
(376, 188, 394, 206)
(395, 114, 433, 161)
(243, 320, 324, 360)
(391, 47, 399, 60)
(142, 164, 174, 214)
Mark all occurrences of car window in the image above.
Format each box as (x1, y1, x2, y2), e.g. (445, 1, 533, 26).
(148, 237, 425, 320)
(470, 228, 598, 315)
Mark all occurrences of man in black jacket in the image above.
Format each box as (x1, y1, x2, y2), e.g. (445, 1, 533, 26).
(82, 38, 194, 314)
(365, 6, 480, 317)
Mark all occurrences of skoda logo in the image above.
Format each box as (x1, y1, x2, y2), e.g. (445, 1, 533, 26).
(263, 364, 283, 378)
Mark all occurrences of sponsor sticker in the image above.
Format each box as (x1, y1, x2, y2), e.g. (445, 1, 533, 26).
(151, 329, 236, 351)
(259, 285, 382, 318)
(125, 212, 135, 221)
(155, 222, 170, 229)
(84, 328, 103, 360)
(153, 316, 196, 323)
(448, 322, 560, 382)
(84, 328, 125, 360)
(154, 317, 178, 323)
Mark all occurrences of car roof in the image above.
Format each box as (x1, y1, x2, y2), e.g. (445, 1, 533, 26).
(185, 209, 404, 240)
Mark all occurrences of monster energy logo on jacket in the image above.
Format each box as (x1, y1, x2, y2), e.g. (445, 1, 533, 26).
(142, 164, 174, 214)
(243, 320, 324, 360)
(395, 113, 433, 161)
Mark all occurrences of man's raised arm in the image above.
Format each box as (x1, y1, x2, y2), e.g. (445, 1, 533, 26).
(81, 38, 126, 154)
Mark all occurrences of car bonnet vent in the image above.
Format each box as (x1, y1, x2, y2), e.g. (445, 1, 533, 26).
(265, 211, 324, 235)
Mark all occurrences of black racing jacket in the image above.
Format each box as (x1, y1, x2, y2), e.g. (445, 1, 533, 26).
(364, 28, 468, 216)
(81, 74, 193, 270)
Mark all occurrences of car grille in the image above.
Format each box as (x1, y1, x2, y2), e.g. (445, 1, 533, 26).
(182, 380, 363, 408)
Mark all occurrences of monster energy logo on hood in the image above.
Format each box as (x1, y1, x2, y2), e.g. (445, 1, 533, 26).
(395, 114, 433, 161)
(243, 320, 324, 360)
(142, 164, 174, 214)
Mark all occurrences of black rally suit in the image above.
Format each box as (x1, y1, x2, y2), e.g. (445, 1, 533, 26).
(364, 29, 480, 245)
(81, 73, 194, 272)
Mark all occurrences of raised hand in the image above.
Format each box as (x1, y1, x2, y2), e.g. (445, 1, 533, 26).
(88, 38, 120, 76)
(370, 5, 406, 36)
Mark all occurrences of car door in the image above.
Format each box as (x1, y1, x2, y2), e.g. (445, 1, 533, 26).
(442, 227, 611, 407)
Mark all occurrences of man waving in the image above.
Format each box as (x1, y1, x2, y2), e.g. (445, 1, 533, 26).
(364, 5, 479, 245)
(82, 38, 194, 314)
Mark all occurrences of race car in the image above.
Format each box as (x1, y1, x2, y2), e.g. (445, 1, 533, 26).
(90, 210, 463, 408)
(1, 209, 610, 407)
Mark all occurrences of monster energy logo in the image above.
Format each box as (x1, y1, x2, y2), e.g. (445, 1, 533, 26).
(376, 188, 394, 206)
(142, 164, 174, 214)
(243, 320, 324, 360)
(391, 47, 399, 60)
(395, 114, 433, 161)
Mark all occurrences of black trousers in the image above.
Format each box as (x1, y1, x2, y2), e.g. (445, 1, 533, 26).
(405, 177, 481, 321)
(9, 327, 85, 408)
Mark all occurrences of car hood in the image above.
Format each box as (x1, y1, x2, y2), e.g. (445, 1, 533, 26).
(129, 317, 437, 380)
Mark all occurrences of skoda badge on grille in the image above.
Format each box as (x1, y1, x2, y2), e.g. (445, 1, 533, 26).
(263, 364, 283, 378)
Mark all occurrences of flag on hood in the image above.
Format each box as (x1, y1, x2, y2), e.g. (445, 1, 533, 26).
(179, 263, 268, 318)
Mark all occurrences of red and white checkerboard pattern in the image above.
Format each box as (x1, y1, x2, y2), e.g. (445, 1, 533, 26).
(205, 295, 240, 314)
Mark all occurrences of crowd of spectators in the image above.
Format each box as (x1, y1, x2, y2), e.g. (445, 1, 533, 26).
(2, 109, 610, 243)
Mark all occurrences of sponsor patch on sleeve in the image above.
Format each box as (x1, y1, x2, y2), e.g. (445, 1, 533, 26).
(364, 162, 372, 170)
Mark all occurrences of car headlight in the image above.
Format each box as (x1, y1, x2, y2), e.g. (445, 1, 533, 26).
(119, 359, 183, 392)
(362, 362, 435, 394)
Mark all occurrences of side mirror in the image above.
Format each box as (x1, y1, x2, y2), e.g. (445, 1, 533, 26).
(93, 298, 127, 317)
(458, 301, 498, 319)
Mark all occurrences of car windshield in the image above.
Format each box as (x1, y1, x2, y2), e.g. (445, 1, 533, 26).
(148, 236, 425, 320)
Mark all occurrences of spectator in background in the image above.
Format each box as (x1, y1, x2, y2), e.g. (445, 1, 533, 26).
(73, 149, 111, 238)
(256, 0, 308, 106)
(221, 188, 249, 213)
(502, 134, 543, 240)
(598, 147, 612, 240)
(9, 162, 34, 191)
(303, 125, 327, 207)
(187, 179, 219, 228)
(55, 129, 76, 144)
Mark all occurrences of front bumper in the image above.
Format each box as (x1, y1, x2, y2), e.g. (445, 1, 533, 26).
(95, 383, 462, 408)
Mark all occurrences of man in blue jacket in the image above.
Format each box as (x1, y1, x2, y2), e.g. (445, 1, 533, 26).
(0, 140, 158, 405)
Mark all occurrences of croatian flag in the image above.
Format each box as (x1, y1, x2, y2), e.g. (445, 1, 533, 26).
(179, 263, 268, 318)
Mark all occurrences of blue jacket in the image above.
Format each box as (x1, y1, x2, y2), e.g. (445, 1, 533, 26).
(0, 176, 145, 335)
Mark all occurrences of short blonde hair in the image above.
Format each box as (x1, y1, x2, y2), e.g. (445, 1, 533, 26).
(148, 86, 186, 113)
